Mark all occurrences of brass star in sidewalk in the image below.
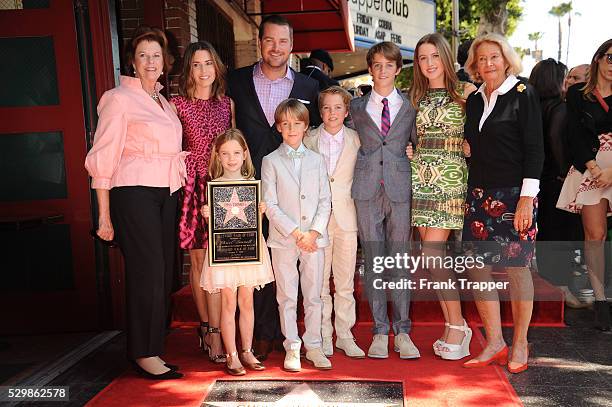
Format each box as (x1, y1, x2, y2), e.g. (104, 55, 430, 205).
(217, 187, 252, 225)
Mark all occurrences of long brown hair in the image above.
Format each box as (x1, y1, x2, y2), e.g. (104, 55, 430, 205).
(208, 129, 255, 179)
(581, 38, 612, 100)
(410, 33, 462, 108)
(178, 41, 227, 100)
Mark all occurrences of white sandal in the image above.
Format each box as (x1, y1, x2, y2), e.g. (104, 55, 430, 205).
(439, 320, 472, 361)
(432, 322, 449, 356)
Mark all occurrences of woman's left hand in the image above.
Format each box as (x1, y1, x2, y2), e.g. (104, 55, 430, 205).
(514, 196, 534, 232)
(593, 168, 612, 188)
(405, 144, 414, 159)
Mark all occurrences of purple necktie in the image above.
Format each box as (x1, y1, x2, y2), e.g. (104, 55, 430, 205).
(381, 97, 390, 137)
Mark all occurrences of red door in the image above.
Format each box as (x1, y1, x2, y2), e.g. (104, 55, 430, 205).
(0, 1, 98, 333)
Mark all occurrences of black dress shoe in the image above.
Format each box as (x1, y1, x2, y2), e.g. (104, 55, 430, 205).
(132, 362, 183, 380)
(164, 363, 179, 371)
(253, 339, 272, 361)
(594, 301, 611, 331)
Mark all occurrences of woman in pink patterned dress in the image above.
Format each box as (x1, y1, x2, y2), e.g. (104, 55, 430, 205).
(170, 41, 234, 361)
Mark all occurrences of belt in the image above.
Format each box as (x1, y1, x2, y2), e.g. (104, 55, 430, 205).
(123, 149, 190, 194)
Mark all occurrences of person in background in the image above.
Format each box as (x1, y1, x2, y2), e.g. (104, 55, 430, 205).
(301, 49, 340, 91)
(529, 58, 586, 309)
(228, 14, 321, 361)
(85, 26, 187, 380)
(170, 41, 234, 363)
(456, 39, 474, 83)
(408, 33, 476, 360)
(462, 33, 544, 374)
(563, 64, 589, 97)
(304, 86, 365, 359)
(557, 39, 612, 331)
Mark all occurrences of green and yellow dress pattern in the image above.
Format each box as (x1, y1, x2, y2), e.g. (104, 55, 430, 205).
(411, 85, 468, 229)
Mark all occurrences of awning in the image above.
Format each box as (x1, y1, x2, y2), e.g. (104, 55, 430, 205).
(258, 0, 354, 53)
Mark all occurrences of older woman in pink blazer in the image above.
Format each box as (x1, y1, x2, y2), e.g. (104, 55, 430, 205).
(85, 26, 187, 380)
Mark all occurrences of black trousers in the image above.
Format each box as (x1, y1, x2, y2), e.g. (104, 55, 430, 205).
(110, 186, 178, 359)
(537, 180, 584, 286)
(253, 218, 283, 341)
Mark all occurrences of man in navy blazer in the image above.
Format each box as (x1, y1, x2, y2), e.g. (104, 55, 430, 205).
(228, 14, 321, 360)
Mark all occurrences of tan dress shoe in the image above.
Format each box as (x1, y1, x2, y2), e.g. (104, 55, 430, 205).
(336, 338, 366, 359)
(322, 337, 334, 356)
(305, 348, 332, 370)
(394, 333, 420, 359)
(367, 334, 389, 359)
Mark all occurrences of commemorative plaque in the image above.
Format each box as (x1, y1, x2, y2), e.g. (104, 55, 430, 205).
(207, 180, 262, 266)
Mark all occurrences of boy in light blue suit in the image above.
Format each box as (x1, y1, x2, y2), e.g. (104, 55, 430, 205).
(261, 99, 332, 372)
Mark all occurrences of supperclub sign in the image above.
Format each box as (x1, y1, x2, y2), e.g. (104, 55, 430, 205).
(349, 0, 435, 51)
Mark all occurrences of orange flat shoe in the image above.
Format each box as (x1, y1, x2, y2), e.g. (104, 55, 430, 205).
(507, 349, 529, 374)
(462, 346, 508, 368)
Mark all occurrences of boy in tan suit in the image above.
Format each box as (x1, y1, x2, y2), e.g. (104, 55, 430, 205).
(304, 86, 365, 359)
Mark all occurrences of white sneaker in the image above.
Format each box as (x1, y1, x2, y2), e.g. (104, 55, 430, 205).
(283, 349, 301, 372)
(336, 338, 365, 359)
(322, 337, 333, 356)
(394, 333, 420, 359)
(305, 348, 332, 370)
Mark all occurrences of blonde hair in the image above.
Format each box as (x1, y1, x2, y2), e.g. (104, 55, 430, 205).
(208, 128, 255, 179)
(465, 33, 523, 83)
(274, 98, 310, 127)
(410, 33, 462, 109)
(318, 86, 351, 110)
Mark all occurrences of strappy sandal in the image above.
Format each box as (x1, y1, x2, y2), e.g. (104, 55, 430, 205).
(196, 321, 209, 352)
(240, 349, 265, 371)
(439, 320, 472, 361)
(207, 326, 226, 363)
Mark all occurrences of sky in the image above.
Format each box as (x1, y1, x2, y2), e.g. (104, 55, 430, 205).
(509, 0, 612, 76)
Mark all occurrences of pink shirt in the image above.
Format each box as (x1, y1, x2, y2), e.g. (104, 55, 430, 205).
(318, 126, 345, 175)
(84, 76, 188, 193)
(252, 61, 294, 126)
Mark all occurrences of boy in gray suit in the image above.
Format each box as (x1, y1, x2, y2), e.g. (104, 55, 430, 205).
(262, 99, 332, 372)
(349, 42, 420, 359)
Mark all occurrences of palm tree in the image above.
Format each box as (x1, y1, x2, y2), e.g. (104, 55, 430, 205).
(549, 2, 572, 61)
(528, 32, 544, 51)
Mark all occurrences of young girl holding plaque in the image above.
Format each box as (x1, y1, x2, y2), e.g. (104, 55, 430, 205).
(201, 129, 274, 376)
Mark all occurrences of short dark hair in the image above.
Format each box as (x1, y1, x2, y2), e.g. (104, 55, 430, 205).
(529, 58, 567, 99)
(366, 41, 402, 69)
(124, 25, 173, 75)
(457, 39, 473, 66)
(258, 14, 293, 41)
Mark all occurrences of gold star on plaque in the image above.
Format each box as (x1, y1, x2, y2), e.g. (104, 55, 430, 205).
(217, 188, 252, 224)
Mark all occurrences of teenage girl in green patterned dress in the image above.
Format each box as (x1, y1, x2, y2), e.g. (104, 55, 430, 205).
(407, 33, 477, 360)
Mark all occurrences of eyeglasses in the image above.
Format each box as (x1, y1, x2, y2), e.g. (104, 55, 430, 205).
(605, 53, 612, 64)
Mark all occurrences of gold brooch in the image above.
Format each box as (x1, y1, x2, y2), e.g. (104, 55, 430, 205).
(517, 84, 526, 93)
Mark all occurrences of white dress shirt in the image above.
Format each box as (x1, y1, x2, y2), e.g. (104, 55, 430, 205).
(366, 88, 404, 132)
(318, 126, 345, 175)
(283, 142, 307, 175)
(476, 75, 539, 197)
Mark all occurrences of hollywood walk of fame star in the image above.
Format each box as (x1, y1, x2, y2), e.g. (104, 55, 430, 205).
(204, 383, 394, 406)
(217, 187, 253, 225)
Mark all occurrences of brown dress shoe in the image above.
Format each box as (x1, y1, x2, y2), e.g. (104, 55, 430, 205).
(253, 339, 272, 361)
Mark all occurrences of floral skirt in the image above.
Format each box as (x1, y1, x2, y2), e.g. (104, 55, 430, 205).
(556, 133, 612, 216)
(462, 185, 538, 267)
